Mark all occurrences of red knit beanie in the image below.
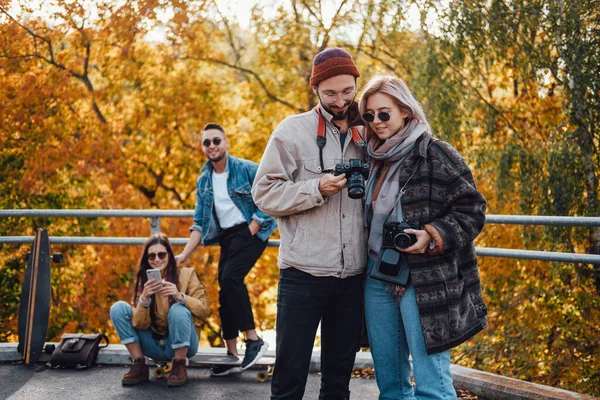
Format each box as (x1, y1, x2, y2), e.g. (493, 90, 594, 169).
(310, 47, 360, 87)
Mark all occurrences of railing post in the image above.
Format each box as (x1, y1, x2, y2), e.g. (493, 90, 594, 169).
(150, 217, 161, 234)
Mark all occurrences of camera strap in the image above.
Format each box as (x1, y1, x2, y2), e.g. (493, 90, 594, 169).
(385, 139, 440, 223)
(314, 106, 367, 173)
(387, 163, 420, 223)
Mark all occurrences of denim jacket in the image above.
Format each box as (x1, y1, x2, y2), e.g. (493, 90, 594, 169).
(191, 154, 277, 245)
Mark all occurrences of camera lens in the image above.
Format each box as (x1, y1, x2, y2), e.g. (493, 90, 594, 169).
(394, 233, 413, 249)
(347, 173, 365, 199)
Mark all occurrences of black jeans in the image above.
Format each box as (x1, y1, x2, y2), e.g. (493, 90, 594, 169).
(218, 223, 267, 340)
(271, 267, 363, 400)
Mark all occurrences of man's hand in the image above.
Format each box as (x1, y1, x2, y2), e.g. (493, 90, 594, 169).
(319, 174, 347, 196)
(176, 230, 202, 267)
(248, 220, 261, 236)
(174, 254, 186, 266)
(399, 229, 432, 254)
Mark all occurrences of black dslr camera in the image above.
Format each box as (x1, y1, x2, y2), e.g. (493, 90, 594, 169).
(382, 221, 420, 249)
(333, 159, 370, 199)
(369, 220, 420, 287)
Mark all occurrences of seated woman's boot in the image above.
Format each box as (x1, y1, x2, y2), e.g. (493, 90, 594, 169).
(167, 358, 188, 387)
(122, 357, 149, 386)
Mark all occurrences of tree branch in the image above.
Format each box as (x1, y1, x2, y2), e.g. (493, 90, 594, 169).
(185, 56, 305, 112)
(131, 159, 184, 204)
(213, 3, 242, 66)
(438, 51, 525, 144)
(0, 6, 107, 124)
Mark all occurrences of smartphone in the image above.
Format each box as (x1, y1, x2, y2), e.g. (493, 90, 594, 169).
(146, 268, 162, 282)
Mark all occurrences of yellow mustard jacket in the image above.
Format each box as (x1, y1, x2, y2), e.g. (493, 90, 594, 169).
(131, 267, 210, 336)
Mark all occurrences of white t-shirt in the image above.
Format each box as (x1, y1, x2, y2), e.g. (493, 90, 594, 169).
(212, 170, 246, 229)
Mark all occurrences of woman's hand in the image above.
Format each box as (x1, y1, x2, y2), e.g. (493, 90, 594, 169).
(398, 229, 432, 254)
(161, 281, 183, 302)
(140, 279, 163, 302)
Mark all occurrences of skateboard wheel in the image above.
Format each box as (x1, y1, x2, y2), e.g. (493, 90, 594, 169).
(44, 344, 56, 354)
(256, 370, 269, 383)
(163, 362, 172, 373)
(52, 253, 63, 263)
(154, 367, 165, 379)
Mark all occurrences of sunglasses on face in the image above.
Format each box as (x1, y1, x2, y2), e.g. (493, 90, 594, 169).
(362, 112, 391, 123)
(202, 137, 222, 147)
(147, 252, 168, 261)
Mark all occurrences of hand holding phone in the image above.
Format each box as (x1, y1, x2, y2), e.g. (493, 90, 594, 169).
(146, 268, 162, 282)
(141, 269, 163, 302)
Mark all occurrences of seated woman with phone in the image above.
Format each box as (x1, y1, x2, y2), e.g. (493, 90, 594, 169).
(110, 233, 210, 387)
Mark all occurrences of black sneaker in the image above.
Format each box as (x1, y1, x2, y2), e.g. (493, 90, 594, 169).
(210, 364, 242, 377)
(241, 338, 269, 370)
(211, 352, 242, 377)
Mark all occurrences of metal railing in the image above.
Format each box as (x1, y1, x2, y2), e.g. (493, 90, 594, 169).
(1, 209, 599, 263)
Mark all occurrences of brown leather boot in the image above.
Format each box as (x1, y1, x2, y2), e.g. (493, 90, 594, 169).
(167, 358, 188, 387)
(122, 357, 149, 386)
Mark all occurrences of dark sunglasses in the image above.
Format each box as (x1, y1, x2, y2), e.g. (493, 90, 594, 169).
(362, 112, 391, 123)
(147, 252, 168, 261)
(202, 137, 222, 147)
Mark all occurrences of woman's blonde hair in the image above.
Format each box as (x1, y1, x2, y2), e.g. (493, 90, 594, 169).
(358, 74, 431, 140)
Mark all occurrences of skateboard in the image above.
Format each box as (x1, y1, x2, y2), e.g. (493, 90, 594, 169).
(17, 228, 52, 365)
(153, 353, 276, 382)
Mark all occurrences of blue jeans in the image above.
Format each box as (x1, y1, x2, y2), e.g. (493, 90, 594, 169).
(364, 260, 456, 400)
(110, 301, 198, 361)
(271, 267, 363, 400)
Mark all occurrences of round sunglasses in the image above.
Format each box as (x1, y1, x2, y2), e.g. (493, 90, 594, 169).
(362, 112, 391, 123)
(202, 137, 222, 147)
(147, 252, 168, 261)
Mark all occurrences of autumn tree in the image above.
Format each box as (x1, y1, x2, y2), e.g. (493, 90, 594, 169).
(0, 0, 279, 346)
(1, 0, 599, 395)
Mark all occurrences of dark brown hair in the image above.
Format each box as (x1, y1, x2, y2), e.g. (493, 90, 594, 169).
(132, 233, 179, 327)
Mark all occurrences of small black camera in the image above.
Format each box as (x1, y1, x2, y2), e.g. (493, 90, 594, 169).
(369, 220, 419, 287)
(333, 159, 370, 199)
(382, 221, 420, 249)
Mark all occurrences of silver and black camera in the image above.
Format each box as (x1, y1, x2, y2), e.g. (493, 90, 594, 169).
(382, 221, 420, 249)
(369, 220, 420, 286)
(333, 159, 370, 199)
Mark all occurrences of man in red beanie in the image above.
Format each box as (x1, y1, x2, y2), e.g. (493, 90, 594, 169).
(252, 47, 367, 400)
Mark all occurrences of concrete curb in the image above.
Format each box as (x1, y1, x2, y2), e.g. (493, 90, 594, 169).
(451, 365, 598, 400)
(1, 343, 597, 399)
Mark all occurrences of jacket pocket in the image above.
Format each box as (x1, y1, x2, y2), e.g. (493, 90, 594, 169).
(280, 213, 301, 248)
(301, 159, 336, 179)
(444, 278, 475, 337)
(304, 161, 324, 175)
(233, 183, 253, 203)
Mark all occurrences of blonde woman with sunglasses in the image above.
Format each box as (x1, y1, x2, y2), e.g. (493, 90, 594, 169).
(110, 233, 210, 387)
(359, 75, 488, 399)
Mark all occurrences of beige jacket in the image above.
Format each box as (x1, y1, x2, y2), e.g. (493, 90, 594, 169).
(252, 107, 367, 278)
(132, 268, 211, 336)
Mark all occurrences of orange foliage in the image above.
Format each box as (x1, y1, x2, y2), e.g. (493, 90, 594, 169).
(0, 0, 598, 396)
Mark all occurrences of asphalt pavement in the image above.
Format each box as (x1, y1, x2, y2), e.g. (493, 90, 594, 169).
(0, 363, 381, 400)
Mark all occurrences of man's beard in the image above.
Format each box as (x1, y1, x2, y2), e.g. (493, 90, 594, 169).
(318, 95, 353, 120)
(208, 152, 226, 163)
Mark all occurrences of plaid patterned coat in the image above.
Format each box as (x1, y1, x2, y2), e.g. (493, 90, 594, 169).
(398, 133, 488, 354)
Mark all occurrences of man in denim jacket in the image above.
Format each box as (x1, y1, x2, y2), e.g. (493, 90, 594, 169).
(177, 123, 277, 376)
